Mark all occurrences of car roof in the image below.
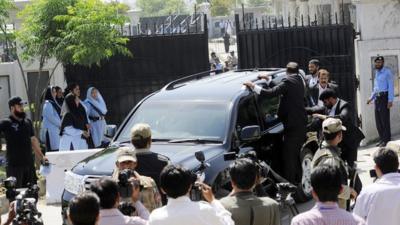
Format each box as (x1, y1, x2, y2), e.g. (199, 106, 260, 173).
(149, 69, 287, 102)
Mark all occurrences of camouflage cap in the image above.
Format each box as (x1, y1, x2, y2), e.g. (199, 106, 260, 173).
(117, 147, 137, 163)
(322, 118, 347, 134)
(131, 123, 152, 141)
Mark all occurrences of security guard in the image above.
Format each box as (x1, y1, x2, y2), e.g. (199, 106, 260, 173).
(312, 118, 357, 209)
(0, 96, 48, 188)
(243, 62, 307, 184)
(367, 56, 394, 147)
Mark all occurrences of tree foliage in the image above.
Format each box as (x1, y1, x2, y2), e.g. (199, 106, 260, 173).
(210, 0, 235, 17)
(137, 0, 188, 17)
(54, 0, 131, 66)
(16, 0, 131, 134)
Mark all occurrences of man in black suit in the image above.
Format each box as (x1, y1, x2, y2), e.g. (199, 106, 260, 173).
(308, 69, 339, 107)
(308, 89, 364, 167)
(244, 62, 307, 184)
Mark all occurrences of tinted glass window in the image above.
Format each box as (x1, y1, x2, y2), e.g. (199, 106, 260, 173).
(117, 100, 229, 142)
(236, 97, 260, 129)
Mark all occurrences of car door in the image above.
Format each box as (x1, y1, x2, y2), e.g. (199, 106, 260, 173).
(234, 94, 263, 152)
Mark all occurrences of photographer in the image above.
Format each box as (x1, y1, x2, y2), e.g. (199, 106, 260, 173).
(90, 177, 147, 225)
(148, 165, 234, 225)
(112, 147, 160, 213)
(353, 147, 400, 225)
(220, 158, 280, 225)
(68, 192, 100, 225)
(291, 165, 365, 225)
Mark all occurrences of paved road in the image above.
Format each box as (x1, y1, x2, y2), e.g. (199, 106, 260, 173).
(1, 143, 379, 225)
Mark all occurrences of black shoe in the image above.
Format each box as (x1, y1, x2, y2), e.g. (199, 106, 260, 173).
(378, 142, 387, 147)
(376, 141, 383, 147)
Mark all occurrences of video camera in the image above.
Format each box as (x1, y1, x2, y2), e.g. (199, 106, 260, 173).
(3, 177, 43, 225)
(224, 151, 270, 178)
(117, 169, 143, 216)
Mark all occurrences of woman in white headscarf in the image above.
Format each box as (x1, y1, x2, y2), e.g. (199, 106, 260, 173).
(40, 86, 62, 151)
(84, 87, 107, 148)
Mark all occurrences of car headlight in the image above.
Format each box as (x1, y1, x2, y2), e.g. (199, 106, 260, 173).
(64, 171, 85, 195)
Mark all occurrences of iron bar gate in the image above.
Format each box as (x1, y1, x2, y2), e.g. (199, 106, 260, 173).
(235, 12, 357, 112)
(65, 15, 209, 125)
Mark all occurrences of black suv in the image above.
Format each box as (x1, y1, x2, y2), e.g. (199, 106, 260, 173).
(61, 68, 318, 213)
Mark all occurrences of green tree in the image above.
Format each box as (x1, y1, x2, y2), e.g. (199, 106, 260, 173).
(210, 0, 235, 16)
(137, 0, 188, 17)
(17, 0, 131, 136)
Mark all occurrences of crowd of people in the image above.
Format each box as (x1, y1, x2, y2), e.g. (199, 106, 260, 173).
(40, 83, 108, 151)
(0, 55, 399, 225)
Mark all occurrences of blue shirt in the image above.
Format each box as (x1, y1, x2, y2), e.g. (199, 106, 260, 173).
(370, 67, 394, 102)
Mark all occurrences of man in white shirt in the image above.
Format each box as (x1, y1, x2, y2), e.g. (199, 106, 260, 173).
(305, 59, 320, 89)
(353, 147, 400, 225)
(308, 69, 339, 107)
(148, 165, 234, 225)
(91, 177, 148, 225)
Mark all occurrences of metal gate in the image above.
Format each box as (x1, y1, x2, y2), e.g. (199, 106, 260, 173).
(235, 13, 357, 110)
(65, 15, 209, 125)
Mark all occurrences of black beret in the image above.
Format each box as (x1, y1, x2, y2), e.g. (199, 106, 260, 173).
(374, 56, 384, 62)
(319, 88, 338, 101)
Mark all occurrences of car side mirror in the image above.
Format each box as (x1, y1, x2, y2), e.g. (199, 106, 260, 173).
(105, 125, 117, 138)
(195, 151, 205, 163)
(240, 125, 261, 142)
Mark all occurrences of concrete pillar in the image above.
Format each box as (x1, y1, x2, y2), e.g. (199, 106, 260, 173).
(331, 0, 341, 23)
(298, 0, 310, 23)
(197, 3, 211, 36)
(288, 0, 297, 25)
(308, 1, 318, 24)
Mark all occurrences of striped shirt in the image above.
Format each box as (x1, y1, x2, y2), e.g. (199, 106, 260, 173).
(291, 203, 365, 225)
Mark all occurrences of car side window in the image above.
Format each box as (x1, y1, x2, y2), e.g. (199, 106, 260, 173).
(236, 96, 260, 129)
(257, 95, 280, 128)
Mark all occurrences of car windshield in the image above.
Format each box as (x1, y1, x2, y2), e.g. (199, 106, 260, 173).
(116, 100, 230, 143)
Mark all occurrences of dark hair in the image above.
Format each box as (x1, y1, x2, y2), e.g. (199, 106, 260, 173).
(229, 158, 258, 190)
(54, 86, 62, 92)
(132, 137, 151, 149)
(309, 59, 320, 67)
(68, 192, 99, 225)
(311, 165, 342, 202)
(160, 165, 194, 199)
(65, 83, 79, 96)
(90, 177, 119, 209)
(373, 147, 399, 174)
(323, 131, 341, 141)
(319, 88, 338, 101)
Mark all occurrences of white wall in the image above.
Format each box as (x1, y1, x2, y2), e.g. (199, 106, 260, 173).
(355, 0, 400, 143)
(0, 60, 66, 118)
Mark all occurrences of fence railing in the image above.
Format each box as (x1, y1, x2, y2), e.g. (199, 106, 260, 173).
(119, 14, 206, 37)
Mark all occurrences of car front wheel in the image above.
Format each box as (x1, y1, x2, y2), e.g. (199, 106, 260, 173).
(294, 147, 313, 202)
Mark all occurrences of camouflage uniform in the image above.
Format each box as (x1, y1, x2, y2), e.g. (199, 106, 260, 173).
(312, 141, 351, 209)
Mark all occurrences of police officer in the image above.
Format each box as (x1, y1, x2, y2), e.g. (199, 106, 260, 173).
(367, 56, 394, 147)
(243, 62, 307, 184)
(0, 97, 48, 188)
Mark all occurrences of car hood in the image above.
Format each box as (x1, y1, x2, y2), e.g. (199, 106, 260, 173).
(71, 142, 226, 176)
